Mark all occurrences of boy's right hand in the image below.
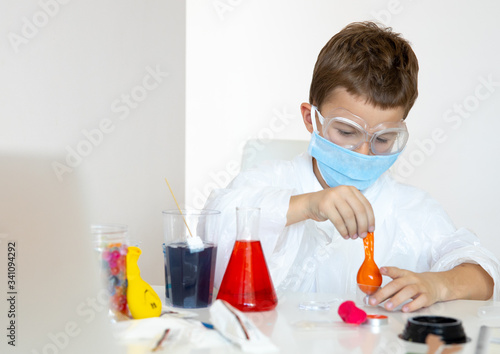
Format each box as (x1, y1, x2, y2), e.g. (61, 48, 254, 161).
(287, 186, 375, 239)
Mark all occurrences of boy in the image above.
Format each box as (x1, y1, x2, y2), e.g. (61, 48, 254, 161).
(205, 22, 498, 312)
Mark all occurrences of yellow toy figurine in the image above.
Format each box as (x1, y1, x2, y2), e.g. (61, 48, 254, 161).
(126, 246, 162, 319)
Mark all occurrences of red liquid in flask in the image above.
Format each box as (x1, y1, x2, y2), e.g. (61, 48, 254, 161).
(356, 232, 382, 295)
(217, 240, 277, 312)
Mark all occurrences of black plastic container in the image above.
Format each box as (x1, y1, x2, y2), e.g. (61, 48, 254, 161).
(400, 316, 468, 344)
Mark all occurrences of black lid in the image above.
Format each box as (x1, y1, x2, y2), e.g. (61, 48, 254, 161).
(400, 316, 468, 344)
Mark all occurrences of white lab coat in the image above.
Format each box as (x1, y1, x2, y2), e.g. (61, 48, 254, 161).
(205, 152, 500, 299)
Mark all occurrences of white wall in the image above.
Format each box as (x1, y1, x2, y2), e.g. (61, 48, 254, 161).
(2, 0, 499, 288)
(186, 1, 500, 257)
(1, 0, 185, 284)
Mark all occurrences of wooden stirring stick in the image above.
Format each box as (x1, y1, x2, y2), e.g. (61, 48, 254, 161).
(164, 178, 194, 238)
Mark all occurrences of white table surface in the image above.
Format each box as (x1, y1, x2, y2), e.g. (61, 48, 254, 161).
(120, 286, 500, 354)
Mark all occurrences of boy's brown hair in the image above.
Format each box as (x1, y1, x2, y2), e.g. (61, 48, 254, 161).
(310, 21, 419, 118)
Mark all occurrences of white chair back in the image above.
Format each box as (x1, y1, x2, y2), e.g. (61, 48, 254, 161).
(240, 139, 309, 171)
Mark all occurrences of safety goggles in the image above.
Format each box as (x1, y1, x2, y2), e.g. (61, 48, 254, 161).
(312, 106, 409, 155)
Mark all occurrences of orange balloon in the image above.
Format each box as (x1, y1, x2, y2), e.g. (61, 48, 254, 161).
(357, 232, 382, 295)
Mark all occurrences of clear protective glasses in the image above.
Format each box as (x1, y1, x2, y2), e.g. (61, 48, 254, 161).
(313, 106, 409, 155)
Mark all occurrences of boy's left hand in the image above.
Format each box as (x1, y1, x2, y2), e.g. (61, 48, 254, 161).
(367, 266, 446, 312)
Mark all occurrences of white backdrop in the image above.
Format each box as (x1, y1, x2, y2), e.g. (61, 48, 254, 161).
(186, 0, 500, 259)
(0, 1, 185, 284)
(1, 0, 499, 288)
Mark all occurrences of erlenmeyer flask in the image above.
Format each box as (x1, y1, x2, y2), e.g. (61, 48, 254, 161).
(217, 207, 278, 312)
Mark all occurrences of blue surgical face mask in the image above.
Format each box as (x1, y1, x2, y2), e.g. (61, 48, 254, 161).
(307, 106, 402, 190)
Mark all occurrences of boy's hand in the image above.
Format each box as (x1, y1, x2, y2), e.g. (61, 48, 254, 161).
(287, 185, 375, 240)
(368, 263, 494, 312)
(367, 266, 446, 312)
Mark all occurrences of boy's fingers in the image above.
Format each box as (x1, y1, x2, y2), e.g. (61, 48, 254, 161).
(352, 193, 375, 238)
(359, 194, 375, 233)
(328, 207, 349, 238)
(369, 267, 410, 305)
(322, 185, 375, 240)
(336, 186, 373, 239)
(383, 285, 416, 311)
(347, 196, 369, 238)
(401, 295, 427, 313)
(380, 266, 405, 279)
(334, 200, 358, 238)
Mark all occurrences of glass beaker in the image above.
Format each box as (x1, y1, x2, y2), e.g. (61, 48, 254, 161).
(91, 224, 130, 320)
(162, 209, 219, 308)
(217, 207, 278, 312)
